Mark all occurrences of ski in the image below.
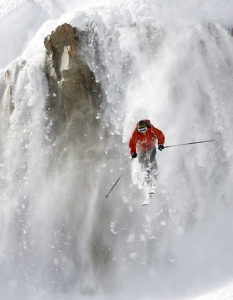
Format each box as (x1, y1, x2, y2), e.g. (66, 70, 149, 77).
(142, 185, 156, 206)
(141, 166, 158, 206)
(142, 195, 152, 206)
(142, 190, 156, 205)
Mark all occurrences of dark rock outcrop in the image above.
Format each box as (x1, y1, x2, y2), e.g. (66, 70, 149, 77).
(44, 23, 114, 294)
(44, 23, 103, 144)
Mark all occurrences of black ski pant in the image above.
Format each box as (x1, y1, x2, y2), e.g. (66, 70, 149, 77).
(137, 147, 158, 173)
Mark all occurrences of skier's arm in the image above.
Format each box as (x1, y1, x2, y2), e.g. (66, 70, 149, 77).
(151, 125, 165, 145)
(129, 132, 137, 154)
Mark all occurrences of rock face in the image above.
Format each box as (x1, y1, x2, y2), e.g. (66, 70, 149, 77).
(44, 23, 102, 145)
(44, 23, 113, 293)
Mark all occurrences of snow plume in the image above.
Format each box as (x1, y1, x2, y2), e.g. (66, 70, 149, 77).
(0, 0, 233, 299)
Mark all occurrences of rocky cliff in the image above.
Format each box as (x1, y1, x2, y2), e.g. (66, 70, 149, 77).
(44, 23, 114, 293)
(44, 23, 103, 149)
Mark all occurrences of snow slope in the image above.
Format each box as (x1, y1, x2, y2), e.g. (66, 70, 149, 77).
(0, 0, 233, 299)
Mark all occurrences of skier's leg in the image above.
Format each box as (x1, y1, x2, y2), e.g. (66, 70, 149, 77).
(150, 147, 158, 171)
(149, 147, 156, 165)
(149, 147, 159, 185)
(138, 151, 150, 184)
(138, 151, 148, 170)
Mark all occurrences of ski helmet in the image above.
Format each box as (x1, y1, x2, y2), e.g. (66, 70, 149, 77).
(137, 120, 147, 133)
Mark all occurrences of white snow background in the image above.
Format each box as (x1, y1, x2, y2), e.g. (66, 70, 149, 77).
(0, 0, 233, 299)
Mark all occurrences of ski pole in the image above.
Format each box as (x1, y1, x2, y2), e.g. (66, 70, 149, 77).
(164, 139, 215, 149)
(105, 158, 133, 199)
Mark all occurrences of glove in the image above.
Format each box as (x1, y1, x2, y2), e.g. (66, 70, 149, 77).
(131, 152, 137, 159)
(158, 144, 164, 151)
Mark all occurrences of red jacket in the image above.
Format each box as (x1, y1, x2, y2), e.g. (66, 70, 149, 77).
(129, 120, 165, 154)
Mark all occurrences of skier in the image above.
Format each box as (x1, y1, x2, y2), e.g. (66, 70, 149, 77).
(129, 119, 165, 185)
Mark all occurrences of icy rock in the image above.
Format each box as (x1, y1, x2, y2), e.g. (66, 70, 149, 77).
(44, 23, 102, 135)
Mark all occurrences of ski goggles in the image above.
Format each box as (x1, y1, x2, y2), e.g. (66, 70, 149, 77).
(138, 126, 147, 133)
